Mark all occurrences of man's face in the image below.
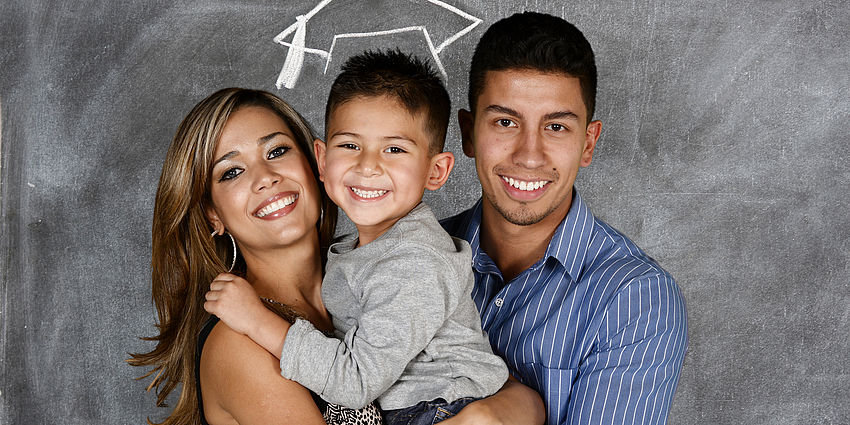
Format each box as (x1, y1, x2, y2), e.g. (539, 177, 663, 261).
(459, 69, 601, 227)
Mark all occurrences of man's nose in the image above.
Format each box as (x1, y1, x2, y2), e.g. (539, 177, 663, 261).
(512, 128, 545, 168)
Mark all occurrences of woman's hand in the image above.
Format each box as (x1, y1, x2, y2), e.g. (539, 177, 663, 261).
(440, 376, 545, 425)
(205, 273, 291, 358)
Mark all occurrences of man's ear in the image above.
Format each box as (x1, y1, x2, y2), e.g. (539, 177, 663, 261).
(313, 138, 327, 181)
(458, 109, 475, 158)
(580, 120, 602, 167)
(205, 205, 224, 235)
(425, 152, 455, 191)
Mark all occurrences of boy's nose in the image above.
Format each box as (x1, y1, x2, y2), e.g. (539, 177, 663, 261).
(355, 151, 381, 177)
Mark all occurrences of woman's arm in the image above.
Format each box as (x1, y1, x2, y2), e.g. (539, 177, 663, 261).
(441, 376, 545, 425)
(200, 320, 326, 425)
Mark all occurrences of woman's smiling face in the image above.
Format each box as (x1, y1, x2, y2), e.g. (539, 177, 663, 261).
(206, 106, 321, 254)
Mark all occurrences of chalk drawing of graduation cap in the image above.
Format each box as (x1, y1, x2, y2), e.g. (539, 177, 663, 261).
(273, 0, 482, 89)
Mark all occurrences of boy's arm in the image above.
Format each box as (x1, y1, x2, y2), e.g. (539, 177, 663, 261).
(279, 244, 463, 409)
(441, 376, 546, 425)
(204, 273, 290, 359)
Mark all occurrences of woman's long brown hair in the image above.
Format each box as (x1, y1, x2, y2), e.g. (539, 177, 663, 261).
(127, 88, 337, 425)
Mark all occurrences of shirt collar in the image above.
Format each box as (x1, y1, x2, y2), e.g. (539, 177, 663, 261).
(460, 189, 595, 281)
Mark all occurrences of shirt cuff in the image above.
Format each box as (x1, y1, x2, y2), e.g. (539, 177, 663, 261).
(278, 318, 334, 394)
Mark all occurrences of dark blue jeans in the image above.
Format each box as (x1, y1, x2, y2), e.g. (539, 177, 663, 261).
(383, 397, 478, 425)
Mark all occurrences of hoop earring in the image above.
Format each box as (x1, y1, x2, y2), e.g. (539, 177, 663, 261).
(210, 230, 238, 273)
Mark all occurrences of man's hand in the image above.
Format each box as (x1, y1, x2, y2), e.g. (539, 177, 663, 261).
(440, 376, 544, 425)
(439, 401, 504, 425)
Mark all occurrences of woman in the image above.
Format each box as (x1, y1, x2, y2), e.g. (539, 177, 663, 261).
(130, 88, 544, 424)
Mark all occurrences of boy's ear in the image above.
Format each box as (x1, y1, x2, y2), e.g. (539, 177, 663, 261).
(205, 205, 225, 235)
(458, 109, 475, 158)
(313, 139, 327, 181)
(425, 151, 455, 191)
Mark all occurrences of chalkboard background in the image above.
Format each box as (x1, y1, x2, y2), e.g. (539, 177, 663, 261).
(2, 0, 848, 423)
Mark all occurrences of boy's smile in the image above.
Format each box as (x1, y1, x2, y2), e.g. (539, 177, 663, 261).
(317, 95, 452, 245)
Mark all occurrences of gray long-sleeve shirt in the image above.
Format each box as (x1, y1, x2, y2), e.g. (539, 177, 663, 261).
(280, 202, 508, 410)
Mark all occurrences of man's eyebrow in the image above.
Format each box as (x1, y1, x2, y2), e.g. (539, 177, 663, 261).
(544, 111, 579, 121)
(484, 104, 521, 118)
(213, 132, 290, 166)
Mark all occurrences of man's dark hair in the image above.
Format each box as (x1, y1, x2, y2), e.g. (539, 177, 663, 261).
(326, 49, 451, 154)
(468, 12, 597, 122)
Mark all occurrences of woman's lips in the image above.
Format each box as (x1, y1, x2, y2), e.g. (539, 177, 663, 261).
(253, 192, 298, 218)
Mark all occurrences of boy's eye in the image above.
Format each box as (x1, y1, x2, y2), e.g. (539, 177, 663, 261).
(339, 143, 359, 150)
(384, 146, 406, 154)
(219, 167, 243, 182)
(497, 119, 517, 128)
(268, 146, 290, 159)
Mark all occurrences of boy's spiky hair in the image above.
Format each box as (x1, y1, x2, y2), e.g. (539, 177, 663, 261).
(325, 49, 451, 154)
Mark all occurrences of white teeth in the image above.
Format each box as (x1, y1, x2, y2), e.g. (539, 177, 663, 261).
(351, 187, 387, 199)
(256, 195, 297, 217)
(503, 177, 548, 191)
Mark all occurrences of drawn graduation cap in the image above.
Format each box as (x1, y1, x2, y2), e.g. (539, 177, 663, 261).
(273, 0, 482, 89)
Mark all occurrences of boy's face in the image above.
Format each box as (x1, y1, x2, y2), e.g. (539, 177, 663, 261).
(317, 95, 447, 243)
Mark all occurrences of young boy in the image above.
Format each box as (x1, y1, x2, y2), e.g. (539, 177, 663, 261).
(205, 50, 508, 424)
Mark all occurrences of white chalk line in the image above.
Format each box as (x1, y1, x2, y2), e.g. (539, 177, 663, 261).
(324, 26, 446, 81)
(272, 0, 481, 89)
(0, 96, 3, 189)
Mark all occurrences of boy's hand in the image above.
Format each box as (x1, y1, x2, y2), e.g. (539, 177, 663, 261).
(204, 273, 291, 359)
(204, 273, 265, 337)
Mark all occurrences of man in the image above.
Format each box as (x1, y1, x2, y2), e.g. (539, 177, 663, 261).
(443, 12, 688, 424)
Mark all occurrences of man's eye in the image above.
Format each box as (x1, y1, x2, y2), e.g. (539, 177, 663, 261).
(547, 123, 566, 132)
(384, 146, 406, 154)
(219, 167, 243, 182)
(497, 119, 516, 128)
(268, 146, 290, 159)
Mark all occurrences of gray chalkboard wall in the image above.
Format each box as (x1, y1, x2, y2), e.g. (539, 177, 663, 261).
(2, 0, 848, 423)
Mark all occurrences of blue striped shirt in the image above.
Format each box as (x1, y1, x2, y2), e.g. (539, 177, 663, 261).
(442, 191, 687, 425)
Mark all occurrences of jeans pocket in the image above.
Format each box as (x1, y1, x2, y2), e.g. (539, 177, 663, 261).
(433, 406, 456, 422)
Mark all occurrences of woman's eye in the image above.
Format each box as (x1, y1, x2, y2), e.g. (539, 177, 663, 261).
(384, 146, 406, 154)
(219, 167, 243, 182)
(497, 119, 516, 128)
(268, 146, 290, 159)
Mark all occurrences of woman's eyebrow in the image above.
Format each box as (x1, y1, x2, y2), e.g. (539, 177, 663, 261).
(258, 131, 290, 145)
(213, 151, 238, 167)
(213, 132, 292, 166)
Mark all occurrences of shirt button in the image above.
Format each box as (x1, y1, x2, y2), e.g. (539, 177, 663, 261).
(494, 298, 504, 307)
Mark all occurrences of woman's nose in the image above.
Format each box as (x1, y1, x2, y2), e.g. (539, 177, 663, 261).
(253, 165, 282, 192)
